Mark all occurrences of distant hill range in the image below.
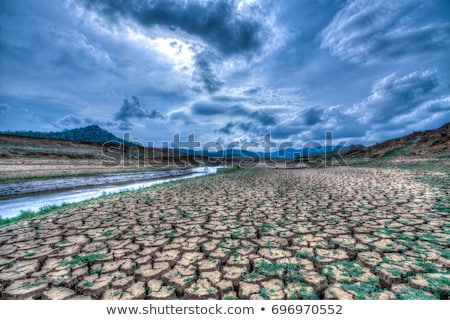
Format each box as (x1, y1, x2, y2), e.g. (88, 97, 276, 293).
(343, 122, 450, 159)
(180, 122, 449, 160)
(2, 125, 128, 145)
(1, 122, 449, 161)
(0, 126, 195, 162)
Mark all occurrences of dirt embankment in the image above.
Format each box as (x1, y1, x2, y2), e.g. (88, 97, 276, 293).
(0, 134, 202, 182)
(0, 167, 448, 300)
(0, 169, 197, 198)
(343, 122, 450, 159)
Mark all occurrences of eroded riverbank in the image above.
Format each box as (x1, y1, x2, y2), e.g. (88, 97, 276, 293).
(0, 166, 222, 219)
(0, 168, 202, 198)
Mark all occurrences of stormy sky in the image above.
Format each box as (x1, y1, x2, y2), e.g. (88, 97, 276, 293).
(1, 0, 449, 148)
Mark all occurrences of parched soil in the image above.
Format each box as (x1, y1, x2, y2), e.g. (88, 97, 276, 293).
(0, 167, 448, 300)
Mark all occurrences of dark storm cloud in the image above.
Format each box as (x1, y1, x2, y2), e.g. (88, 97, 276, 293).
(192, 50, 225, 93)
(2, 0, 449, 146)
(78, 0, 271, 94)
(303, 107, 322, 126)
(191, 100, 243, 116)
(80, 0, 268, 56)
(217, 121, 254, 135)
(114, 96, 165, 124)
(353, 70, 440, 123)
(321, 0, 450, 64)
(214, 106, 323, 139)
(266, 104, 369, 141)
(191, 100, 276, 126)
(251, 110, 276, 126)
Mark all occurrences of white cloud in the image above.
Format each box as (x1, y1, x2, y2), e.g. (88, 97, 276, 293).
(320, 0, 450, 64)
(347, 70, 440, 123)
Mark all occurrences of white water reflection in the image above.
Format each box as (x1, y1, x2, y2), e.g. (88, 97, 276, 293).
(0, 166, 223, 219)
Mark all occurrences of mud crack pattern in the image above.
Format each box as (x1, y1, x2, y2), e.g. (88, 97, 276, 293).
(0, 167, 448, 300)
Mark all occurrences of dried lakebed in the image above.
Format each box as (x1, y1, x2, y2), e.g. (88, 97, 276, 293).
(0, 167, 448, 300)
(0, 167, 222, 219)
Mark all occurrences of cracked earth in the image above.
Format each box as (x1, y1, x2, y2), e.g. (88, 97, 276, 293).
(0, 167, 448, 300)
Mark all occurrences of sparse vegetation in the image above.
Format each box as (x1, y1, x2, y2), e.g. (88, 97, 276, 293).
(59, 253, 107, 269)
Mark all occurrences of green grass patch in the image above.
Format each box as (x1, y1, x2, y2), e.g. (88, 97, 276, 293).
(341, 278, 383, 299)
(394, 287, 437, 300)
(165, 229, 177, 239)
(101, 230, 115, 237)
(439, 250, 450, 259)
(59, 253, 107, 269)
(23, 281, 44, 290)
(288, 284, 319, 300)
(333, 261, 365, 277)
(433, 203, 450, 213)
(0, 205, 62, 226)
(254, 261, 304, 283)
(259, 288, 270, 299)
(89, 267, 102, 275)
(25, 251, 37, 257)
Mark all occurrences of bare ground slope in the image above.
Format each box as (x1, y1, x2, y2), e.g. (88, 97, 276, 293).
(344, 122, 450, 159)
(0, 134, 198, 182)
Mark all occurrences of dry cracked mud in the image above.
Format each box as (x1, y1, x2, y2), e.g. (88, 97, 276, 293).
(0, 167, 448, 300)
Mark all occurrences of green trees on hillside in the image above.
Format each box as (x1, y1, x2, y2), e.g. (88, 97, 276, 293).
(3, 125, 128, 144)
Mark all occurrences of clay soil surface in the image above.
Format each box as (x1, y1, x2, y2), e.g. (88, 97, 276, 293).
(0, 167, 448, 300)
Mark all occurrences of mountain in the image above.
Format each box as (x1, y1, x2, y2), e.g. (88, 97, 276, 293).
(343, 122, 450, 158)
(2, 125, 128, 145)
(180, 122, 449, 160)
